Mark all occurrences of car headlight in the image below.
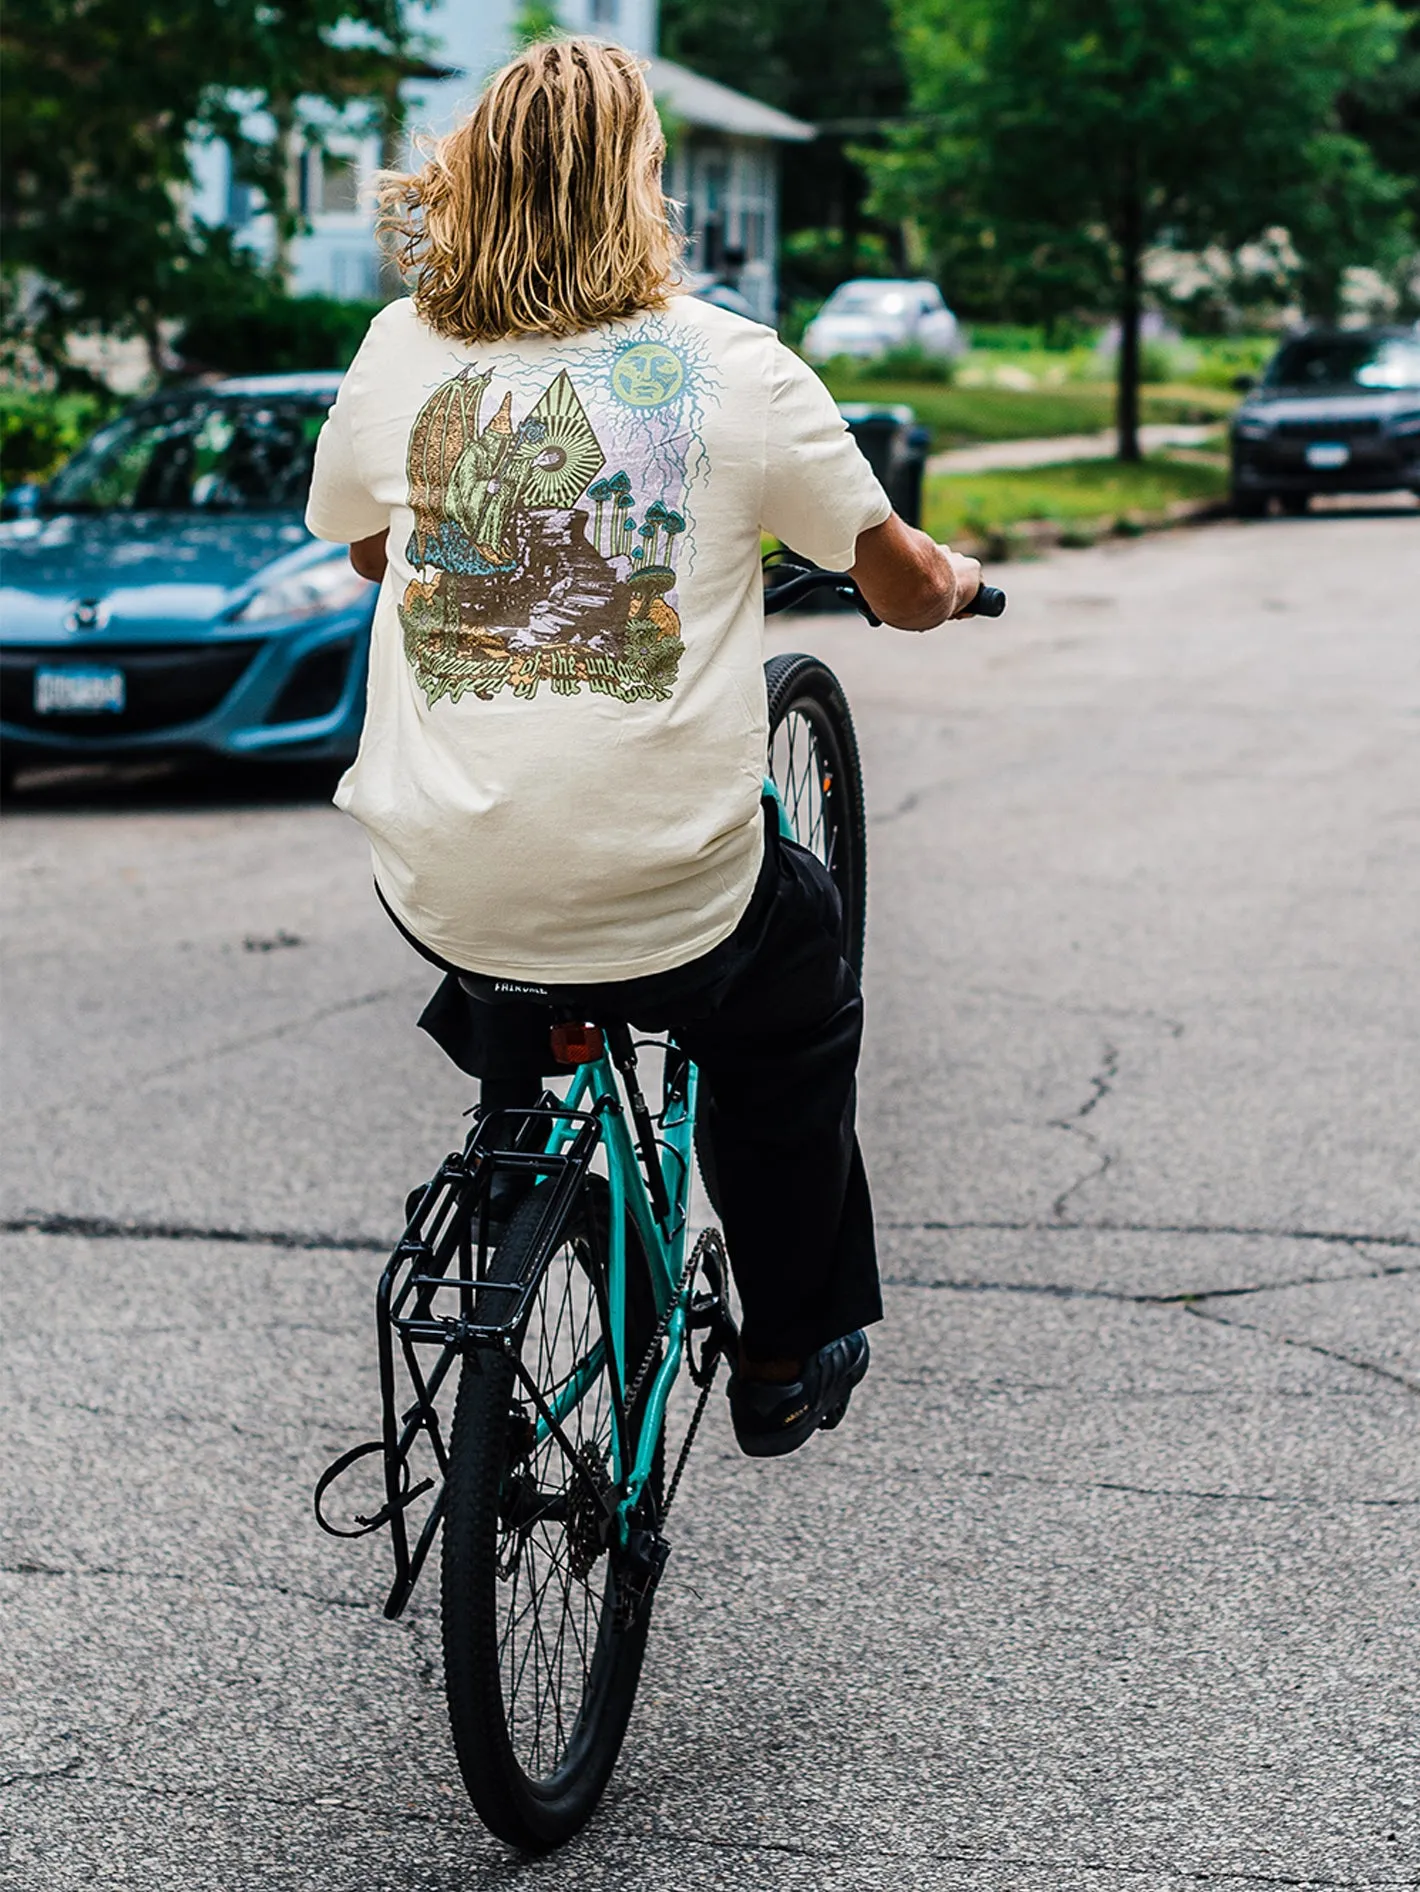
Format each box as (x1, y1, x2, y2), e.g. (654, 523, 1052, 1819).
(237, 556, 373, 623)
(1233, 415, 1273, 441)
(1388, 410, 1420, 436)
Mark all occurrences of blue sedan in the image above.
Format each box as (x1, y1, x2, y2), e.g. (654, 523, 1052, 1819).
(0, 373, 375, 785)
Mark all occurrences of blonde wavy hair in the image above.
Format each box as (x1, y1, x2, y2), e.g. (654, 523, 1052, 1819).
(378, 38, 680, 343)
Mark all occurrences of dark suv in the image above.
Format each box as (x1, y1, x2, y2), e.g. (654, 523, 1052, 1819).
(1229, 327, 1420, 516)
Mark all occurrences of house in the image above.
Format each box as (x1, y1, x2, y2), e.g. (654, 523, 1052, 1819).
(190, 3, 812, 327)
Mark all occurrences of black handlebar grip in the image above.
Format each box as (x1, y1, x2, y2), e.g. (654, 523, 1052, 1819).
(962, 584, 1007, 618)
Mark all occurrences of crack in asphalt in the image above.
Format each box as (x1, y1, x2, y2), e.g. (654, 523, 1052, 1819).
(881, 1261, 1419, 1304)
(881, 1261, 1418, 1395)
(0, 1210, 390, 1252)
(9, 1387, 359, 1440)
(3, 1768, 1400, 1890)
(6, 1209, 1415, 1259)
(882, 1219, 1419, 1250)
(0, 1557, 384, 1616)
(957, 985, 1187, 1039)
(964, 1468, 1417, 1509)
(638, 1833, 1411, 1887)
(1185, 1303, 1420, 1395)
(1049, 1041, 1121, 1220)
(120, 983, 412, 1086)
(0, 1757, 82, 1791)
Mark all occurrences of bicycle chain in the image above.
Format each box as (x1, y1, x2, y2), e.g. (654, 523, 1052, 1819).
(620, 1227, 730, 1531)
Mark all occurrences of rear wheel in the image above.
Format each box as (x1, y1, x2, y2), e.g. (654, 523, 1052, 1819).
(441, 1178, 662, 1850)
(763, 652, 867, 979)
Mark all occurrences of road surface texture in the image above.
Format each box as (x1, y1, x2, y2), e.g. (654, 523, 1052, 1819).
(2, 510, 1416, 1891)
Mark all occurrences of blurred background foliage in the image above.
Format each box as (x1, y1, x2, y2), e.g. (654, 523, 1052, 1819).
(0, 0, 1416, 486)
(0, 0, 411, 384)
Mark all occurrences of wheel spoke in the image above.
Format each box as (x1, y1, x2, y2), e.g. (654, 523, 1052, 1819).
(486, 1212, 621, 1783)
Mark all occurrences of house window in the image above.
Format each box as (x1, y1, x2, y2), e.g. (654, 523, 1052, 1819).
(225, 151, 254, 229)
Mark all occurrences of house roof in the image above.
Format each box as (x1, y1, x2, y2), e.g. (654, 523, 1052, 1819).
(645, 57, 814, 143)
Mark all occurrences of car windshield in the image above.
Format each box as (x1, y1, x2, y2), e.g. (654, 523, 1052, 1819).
(825, 284, 913, 317)
(45, 396, 329, 512)
(1265, 335, 1420, 392)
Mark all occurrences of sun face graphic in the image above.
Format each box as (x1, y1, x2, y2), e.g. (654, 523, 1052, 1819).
(610, 342, 686, 409)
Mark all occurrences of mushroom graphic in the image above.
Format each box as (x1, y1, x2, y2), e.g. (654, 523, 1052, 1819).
(641, 500, 671, 567)
(587, 476, 617, 554)
(605, 471, 633, 555)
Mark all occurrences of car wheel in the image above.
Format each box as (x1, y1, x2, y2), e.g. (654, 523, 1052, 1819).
(1279, 492, 1309, 516)
(1230, 489, 1269, 518)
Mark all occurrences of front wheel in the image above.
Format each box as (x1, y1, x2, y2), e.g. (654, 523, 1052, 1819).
(440, 1178, 662, 1850)
(763, 652, 867, 980)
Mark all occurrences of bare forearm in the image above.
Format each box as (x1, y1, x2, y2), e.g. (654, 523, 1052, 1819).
(849, 512, 979, 630)
(349, 529, 389, 584)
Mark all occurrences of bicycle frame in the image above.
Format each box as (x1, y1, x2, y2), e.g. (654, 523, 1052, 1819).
(541, 1049, 696, 1517)
(315, 782, 790, 1620)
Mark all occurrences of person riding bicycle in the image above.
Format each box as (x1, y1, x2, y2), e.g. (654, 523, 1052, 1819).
(305, 37, 981, 1458)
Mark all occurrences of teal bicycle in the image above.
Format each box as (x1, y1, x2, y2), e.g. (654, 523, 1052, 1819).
(315, 560, 1004, 1849)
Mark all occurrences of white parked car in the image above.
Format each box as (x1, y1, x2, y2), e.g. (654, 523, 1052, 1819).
(802, 279, 963, 364)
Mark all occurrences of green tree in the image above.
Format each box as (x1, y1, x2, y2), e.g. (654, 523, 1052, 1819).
(0, 0, 412, 379)
(659, 0, 907, 275)
(865, 0, 1410, 458)
(1339, 0, 1420, 308)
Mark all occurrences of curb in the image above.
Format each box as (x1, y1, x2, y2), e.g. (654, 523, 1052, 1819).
(954, 497, 1227, 561)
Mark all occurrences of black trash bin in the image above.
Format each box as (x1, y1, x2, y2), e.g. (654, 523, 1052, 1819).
(838, 401, 932, 529)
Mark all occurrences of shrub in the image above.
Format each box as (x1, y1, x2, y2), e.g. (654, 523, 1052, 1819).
(1137, 338, 1178, 384)
(0, 389, 119, 485)
(176, 292, 383, 376)
(861, 343, 957, 384)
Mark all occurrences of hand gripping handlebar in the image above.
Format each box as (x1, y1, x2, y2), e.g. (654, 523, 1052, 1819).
(763, 562, 1006, 623)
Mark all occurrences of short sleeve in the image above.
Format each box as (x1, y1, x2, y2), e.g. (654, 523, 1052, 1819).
(759, 342, 892, 571)
(305, 380, 388, 544)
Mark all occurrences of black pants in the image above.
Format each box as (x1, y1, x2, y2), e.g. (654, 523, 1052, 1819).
(394, 808, 880, 1362)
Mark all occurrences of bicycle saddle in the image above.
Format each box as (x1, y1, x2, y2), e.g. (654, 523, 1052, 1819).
(457, 972, 554, 1006)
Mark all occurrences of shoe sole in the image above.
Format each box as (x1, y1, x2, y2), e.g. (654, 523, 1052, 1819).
(732, 1339, 870, 1458)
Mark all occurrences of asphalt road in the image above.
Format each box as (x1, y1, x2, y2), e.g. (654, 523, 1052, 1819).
(3, 509, 1417, 1891)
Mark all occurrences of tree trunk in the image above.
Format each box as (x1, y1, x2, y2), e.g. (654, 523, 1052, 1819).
(840, 145, 862, 276)
(377, 72, 406, 302)
(269, 95, 298, 292)
(137, 301, 167, 384)
(1115, 191, 1143, 463)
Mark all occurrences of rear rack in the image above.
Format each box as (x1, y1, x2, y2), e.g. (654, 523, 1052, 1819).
(315, 1095, 607, 1618)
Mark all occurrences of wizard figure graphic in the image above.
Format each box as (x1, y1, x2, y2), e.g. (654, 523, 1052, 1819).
(399, 364, 689, 705)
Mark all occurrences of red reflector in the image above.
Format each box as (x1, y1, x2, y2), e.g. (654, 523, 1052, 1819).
(550, 1022, 604, 1066)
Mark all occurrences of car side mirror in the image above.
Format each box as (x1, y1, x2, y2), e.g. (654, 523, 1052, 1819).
(1232, 373, 1258, 393)
(0, 482, 42, 520)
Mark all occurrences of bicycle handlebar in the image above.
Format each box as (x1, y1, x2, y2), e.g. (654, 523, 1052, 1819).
(962, 584, 1007, 618)
(763, 566, 1007, 623)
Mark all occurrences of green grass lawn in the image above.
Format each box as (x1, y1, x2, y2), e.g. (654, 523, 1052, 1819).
(923, 454, 1228, 547)
(820, 375, 1236, 447)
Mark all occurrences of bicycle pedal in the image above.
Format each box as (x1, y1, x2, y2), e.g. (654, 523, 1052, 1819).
(819, 1400, 849, 1431)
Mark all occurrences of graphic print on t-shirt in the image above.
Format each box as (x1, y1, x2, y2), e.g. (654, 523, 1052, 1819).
(398, 324, 716, 706)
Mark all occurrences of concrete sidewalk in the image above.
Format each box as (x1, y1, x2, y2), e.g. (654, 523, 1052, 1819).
(928, 422, 1219, 475)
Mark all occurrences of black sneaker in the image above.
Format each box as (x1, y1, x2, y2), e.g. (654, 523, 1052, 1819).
(727, 1330, 870, 1459)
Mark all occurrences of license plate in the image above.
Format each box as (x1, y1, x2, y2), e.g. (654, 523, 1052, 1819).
(1305, 442, 1350, 469)
(33, 667, 126, 715)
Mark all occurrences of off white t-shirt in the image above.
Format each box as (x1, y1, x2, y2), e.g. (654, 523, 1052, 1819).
(306, 294, 890, 982)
